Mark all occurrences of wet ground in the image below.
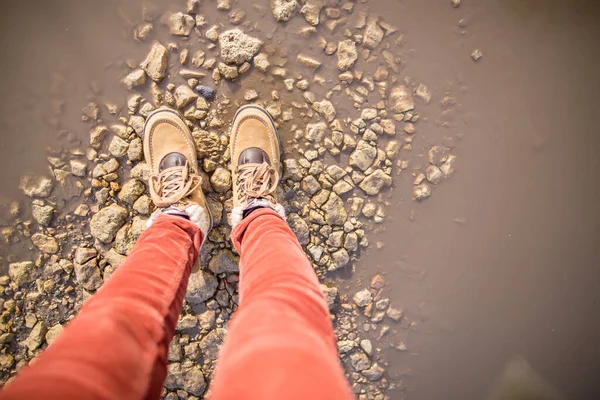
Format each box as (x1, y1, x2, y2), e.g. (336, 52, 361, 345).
(1, 0, 599, 399)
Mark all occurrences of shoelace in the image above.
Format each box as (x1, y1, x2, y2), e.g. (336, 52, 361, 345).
(149, 163, 201, 208)
(236, 162, 279, 202)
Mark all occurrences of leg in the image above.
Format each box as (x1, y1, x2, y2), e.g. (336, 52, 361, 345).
(0, 215, 202, 400)
(210, 208, 354, 400)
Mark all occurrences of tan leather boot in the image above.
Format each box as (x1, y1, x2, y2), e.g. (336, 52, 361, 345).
(229, 105, 285, 226)
(143, 108, 212, 233)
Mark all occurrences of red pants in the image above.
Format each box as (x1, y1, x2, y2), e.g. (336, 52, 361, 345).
(0, 208, 354, 400)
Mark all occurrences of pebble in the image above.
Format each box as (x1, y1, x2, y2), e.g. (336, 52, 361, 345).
(210, 167, 232, 193)
(471, 49, 483, 61)
(90, 204, 128, 243)
(300, 0, 324, 26)
(121, 69, 146, 90)
(196, 85, 216, 100)
(162, 12, 195, 36)
(353, 288, 373, 307)
(19, 174, 54, 198)
(253, 53, 271, 72)
(208, 249, 239, 274)
(140, 42, 168, 82)
(108, 136, 129, 158)
(173, 85, 198, 109)
(363, 16, 384, 49)
(9, 261, 34, 287)
(413, 183, 431, 201)
(389, 85, 415, 113)
(185, 270, 218, 304)
(31, 233, 59, 254)
(297, 53, 322, 69)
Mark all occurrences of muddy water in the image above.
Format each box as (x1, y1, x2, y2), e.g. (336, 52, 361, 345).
(0, 0, 599, 399)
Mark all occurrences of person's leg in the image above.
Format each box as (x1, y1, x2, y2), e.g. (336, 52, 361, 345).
(210, 104, 354, 399)
(210, 208, 354, 400)
(1, 108, 213, 400)
(0, 214, 202, 400)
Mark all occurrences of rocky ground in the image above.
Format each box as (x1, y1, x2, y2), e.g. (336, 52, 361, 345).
(0, 0, 464, 398)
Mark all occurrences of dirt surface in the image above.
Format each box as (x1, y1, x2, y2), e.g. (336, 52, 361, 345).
(0, 0, 599, 399)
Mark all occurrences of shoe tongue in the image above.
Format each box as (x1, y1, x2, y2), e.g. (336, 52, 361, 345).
(239, 147, 270, 165)
(160, 152, 187, 172)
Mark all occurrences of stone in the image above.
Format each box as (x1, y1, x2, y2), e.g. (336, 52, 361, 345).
(244, 89, 259, 101)
(320, 285, 338, 310)
(196, 85, 216, 100)
(312, 99, 336, 122)
(426, 165, 443, 184)
(451, 0, 461, 7)
(338, 340, 355, 354)
(128, 138, 144, 162)
(353, 289, 372, 307)
(210, 167, 232, 193)
(121, 69, 146, 90)
(205, 25, 220, 41)
(305, 121, 327, 142)
(253, 53, 271, 72)
(471, 48, 483, 61)
(323, 192, 347, 226)
(134, 22, 154, 42)
(9, 261, 33, 287)
(74, 256, 103, 291)
(300, 0, 325, 26)
(218, 62, 239, 80)
(359, 169, 392, 195)
(349, 140, 377, 171)
(199, 328, 225, 360)
(163, 12, 195, 36)
(31, 233, 59, 254)
(363, 364, 385, 381)
(165, 363, 207, 396)
(185, 270, 218, 304)
(270, 0, 299, 22)
(337, 39, 358, 71)
(360, 339, 373, 355)
(413, 183, 431, 201)
(331, 248, 350, 269)
(415, 83, 432, 104)
(297, 54, 322, 69)
(90, 204, 129, 243)
(219, 29, 263, 65)
(140, 42, 168, 82)
(19, 174, 53, 198)
(370, 274, 386, 290)
(45, 324, 63, 346)
(70, 159, 87, 177)
(288, 214, 310, 245)
(386, 306, 403, 321)
(109, 136, 129, 158)
(361, 108, 378, 120)
(119, 179, 146, 204)
(24, 321, 47, 351)
(174, 85, 198, 109)
(229, 8, 246, 24)
(133, 195, 153, 215)
(208, 249, 239, 274)
(440, 154, 457, 176)
(90, 125, 109, 149)
(389, 85, 415, 113)
(32, 201, 54, 226)
(217, 0, 231, 10)
(363, 17, 384, 49)
(350, 352, 371, 371)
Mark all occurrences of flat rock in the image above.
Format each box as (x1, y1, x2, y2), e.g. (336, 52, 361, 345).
(119, 179, 146, 204)
(219, 28, 263, 65)
(31, 233, 59, 254)
(359, 169, 392, 195)
(174, 85, 198, 109)
(300, 0, 325, 26)
(337, 39, 358, 71)
(349, 140, 377, 171)
(323, 192, 347, 226)
(363, 16, 384, 49)
(90, 204, 129, 243)
(162, 12, 195, 36)
(185, 270, 218, 304)
(389, 85, 415, 113)
(121, 69, 146, 90)
(140, 42, 168, 82)
(9, 261, 34, 287)
(208, 249, 239, 274)
(19, 174, 53, 198)
(312, 99, 336, 122)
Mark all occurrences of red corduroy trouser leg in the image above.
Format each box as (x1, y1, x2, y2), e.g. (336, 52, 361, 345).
(0, 208, 353, 400)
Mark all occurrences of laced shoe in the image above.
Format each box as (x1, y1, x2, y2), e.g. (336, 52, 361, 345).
(229, 105, 285, 226)
(143, 108, 212, 233)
